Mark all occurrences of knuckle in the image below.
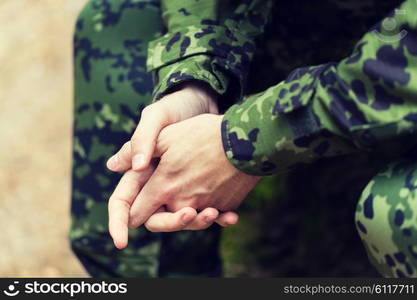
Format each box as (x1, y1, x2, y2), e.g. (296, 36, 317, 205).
(158, 185, 179, 202)
(142, 102, 168, 121)
(130, 138, 140, 151)
(141, 103, 164, 120)
(122, 141, 130, 149)
(157, 102, 169, 116)
(145, 196, 165, 214)
(108, 195, 118, 206)
(141, 104, 154, 117)
(119, 143, 131, 160)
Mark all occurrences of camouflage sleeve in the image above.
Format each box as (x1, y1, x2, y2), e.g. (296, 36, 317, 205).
(222, 0, 417, 176)
(146, 0, 272, 109)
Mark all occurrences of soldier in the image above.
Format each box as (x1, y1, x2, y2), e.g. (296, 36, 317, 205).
(72, 0, 416, 277)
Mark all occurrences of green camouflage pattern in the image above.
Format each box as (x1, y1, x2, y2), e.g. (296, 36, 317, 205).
(219, 0, 417, 277)
(147, 0, 273, 111)
(70, 0, 222, 277)
(71, 0, 417, 278)
(356, 157, 417, 277)
(222, 0, 417, 176)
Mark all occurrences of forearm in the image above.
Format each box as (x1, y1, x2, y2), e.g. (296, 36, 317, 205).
(222, 0, 417, 175)
(146, 0, 273, 110)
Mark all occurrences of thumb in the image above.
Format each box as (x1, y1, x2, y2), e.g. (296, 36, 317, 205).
(131, 104, 170, 171)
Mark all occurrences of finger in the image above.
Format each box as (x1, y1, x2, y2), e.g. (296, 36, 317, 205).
(106, 141, 133, 172)
(131, 104, 170, 171)
(214, 211, 239, 227)
(108, 166, 154, 249)
(128, 166, 170, 228)
(183, 207, 219, 230)
(144, 207, 197, 232)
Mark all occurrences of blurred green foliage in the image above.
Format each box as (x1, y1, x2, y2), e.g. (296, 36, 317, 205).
(221, 175, 286, 276)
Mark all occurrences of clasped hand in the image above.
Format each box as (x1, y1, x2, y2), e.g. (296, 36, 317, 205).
(106, 83, 260, 249)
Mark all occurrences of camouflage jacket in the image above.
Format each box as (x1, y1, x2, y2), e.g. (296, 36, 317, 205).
(147, 0, 417, 176)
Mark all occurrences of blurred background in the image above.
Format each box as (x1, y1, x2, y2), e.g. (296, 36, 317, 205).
(0, 0, 382, 278)
(0, 0, 87, 277)
(0, 0, 257, 278)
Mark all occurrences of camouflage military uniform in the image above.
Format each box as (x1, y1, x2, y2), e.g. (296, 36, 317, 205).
(71, 0, 417, 277)
(70, 0, 222, 277)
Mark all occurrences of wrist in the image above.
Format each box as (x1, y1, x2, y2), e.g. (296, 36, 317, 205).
(180, 81, 219, 113)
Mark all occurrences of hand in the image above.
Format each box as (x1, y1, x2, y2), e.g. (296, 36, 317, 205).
(113, 114, 261, 229)
(107, 81, 219, 172)
(107, 83, 238, 249)
(108, 157, 239, 249)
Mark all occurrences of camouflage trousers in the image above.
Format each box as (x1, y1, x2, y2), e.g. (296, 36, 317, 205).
(70, 0, 417, 277)
(70, 0, 222, 277)
(356, 158, 417, 278)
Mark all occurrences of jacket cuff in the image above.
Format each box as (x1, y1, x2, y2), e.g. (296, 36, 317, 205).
(221, 64, 356, 176)
(147, 25, 257, 107)
(151, 54, 228, 100)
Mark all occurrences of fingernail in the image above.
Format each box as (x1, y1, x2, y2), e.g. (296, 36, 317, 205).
(132, 154, 145, 170)
(108, 155, 118, 169)
(181, 213, 193, 225)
